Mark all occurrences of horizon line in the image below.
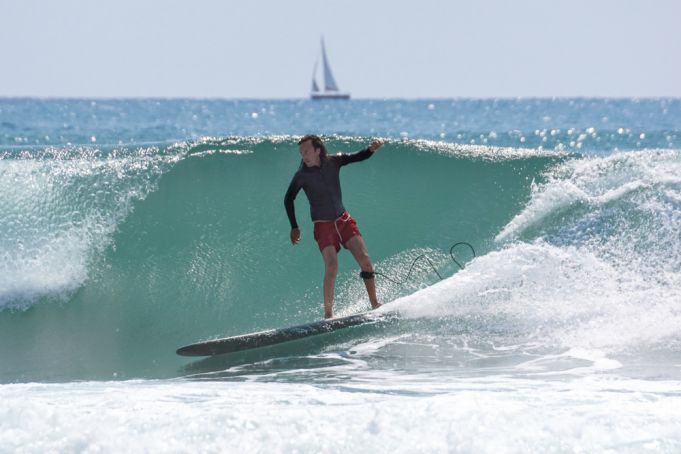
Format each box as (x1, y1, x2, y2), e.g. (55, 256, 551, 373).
(2, 95, 680, 101)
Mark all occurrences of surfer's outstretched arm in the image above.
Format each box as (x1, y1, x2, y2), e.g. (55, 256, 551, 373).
(336, 139, 384, 166)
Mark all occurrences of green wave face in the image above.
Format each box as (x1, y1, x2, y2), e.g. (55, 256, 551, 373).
(9, 138, 680, 383)
(0, 137, 562, 381)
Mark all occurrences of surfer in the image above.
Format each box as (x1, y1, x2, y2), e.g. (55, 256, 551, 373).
(284, 135, 384, 318)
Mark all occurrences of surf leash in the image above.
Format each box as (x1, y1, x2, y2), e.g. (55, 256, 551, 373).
(374, 242, 476, 285)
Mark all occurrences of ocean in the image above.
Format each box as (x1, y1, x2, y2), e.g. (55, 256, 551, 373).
(1, 98, 680, 452)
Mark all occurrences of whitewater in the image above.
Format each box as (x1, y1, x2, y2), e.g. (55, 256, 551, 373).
(1, 99, 680, 452)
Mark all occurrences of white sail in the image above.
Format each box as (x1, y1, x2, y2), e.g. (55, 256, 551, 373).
(311, 60, 320, 93)
(320, 37, 340, 92)
(309, 36, 350, 100)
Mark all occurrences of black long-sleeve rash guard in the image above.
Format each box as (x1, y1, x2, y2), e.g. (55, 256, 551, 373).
(284, 148, 374, 229)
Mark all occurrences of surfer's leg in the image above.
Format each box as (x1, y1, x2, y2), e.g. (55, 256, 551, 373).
(321, 245, 338, 318)
(345, 235, 381, 310)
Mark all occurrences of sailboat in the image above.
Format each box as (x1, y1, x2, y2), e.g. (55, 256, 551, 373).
(310, 37, 350, 100)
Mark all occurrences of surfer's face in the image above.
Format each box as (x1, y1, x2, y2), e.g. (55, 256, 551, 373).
(299, 140, 321, 167)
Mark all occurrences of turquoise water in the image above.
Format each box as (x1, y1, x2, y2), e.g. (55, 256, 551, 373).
(1, 99, 681, 452)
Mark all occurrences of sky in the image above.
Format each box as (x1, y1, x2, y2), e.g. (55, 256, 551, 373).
(1, 0, 680, 98)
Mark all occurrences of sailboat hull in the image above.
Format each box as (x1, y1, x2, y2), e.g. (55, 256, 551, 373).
(310, 92, 351, 100)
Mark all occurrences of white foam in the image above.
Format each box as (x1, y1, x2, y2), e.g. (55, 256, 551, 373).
(454, 149, 681, 352)
(515, 348, 623, 374)
(563, 348, 623, 370)
(386, 241, 681, 353)
(2, 377, 681, 453)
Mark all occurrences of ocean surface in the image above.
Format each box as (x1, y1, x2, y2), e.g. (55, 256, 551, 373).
(1, 98, 680, 452)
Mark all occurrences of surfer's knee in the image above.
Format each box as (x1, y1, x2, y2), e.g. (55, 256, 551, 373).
(354, 250, 372, 271)
(321, 246, 338, 273)
(325, 258, 338, 276)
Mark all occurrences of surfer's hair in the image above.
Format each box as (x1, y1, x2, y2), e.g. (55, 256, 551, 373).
(298, 134, 328, 159)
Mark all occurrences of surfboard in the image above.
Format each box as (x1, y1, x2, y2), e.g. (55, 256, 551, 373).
(176, 310, 392, 357)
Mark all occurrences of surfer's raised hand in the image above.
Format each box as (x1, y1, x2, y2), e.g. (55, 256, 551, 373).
(290, 228, 301, 245)
(368, 139, 384, 152)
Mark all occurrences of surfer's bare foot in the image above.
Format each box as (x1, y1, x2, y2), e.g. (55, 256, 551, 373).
(371, 302, 382, 310)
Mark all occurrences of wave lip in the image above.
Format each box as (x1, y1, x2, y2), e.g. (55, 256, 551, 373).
(0, 147, 179, 309)
(496, 149, 681, 244)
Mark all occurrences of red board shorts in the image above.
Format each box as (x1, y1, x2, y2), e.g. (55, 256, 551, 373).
(313, 211, 362, 253)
